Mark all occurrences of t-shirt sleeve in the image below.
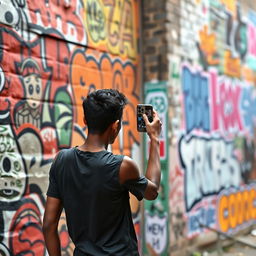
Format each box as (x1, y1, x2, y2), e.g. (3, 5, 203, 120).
(46, 152, 62, 199)
(123, 176, 148, 201)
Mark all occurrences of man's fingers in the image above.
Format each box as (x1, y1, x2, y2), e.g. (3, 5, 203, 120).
(143, 114, 150, 125)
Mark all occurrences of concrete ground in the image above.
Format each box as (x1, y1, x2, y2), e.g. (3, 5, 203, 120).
(207, 233, 256, 256)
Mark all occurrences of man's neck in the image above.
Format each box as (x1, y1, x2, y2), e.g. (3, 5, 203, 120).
(79, 134, 108, 152)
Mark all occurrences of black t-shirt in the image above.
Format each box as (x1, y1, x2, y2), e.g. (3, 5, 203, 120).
(47, 147, 148, 256)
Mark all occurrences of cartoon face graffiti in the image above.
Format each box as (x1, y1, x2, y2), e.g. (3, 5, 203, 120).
(0, 125, 27, 202)
(14, 58, 43, 129)
(23, 73, 42, 109)
(20, 59, 43, 109)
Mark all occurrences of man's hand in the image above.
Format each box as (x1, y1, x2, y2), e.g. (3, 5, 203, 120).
(143, 109, 162, 140)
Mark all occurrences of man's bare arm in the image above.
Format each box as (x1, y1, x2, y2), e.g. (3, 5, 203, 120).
(43, 196, 63, 256)
(143, 110, 161, 199)
(119, 110, 162, 200)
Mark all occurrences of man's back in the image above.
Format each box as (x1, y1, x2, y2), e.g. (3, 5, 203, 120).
(43, 89, 162, 256)
(47, 147, 139, 256)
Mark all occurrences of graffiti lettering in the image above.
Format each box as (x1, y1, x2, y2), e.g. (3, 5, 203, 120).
(0, 134, 15, 153)
(71, 50, 139, 156)
(145, 213, 168, 254)
(104, 0, 137, 59)
(182, 65, 210, 133)
(188, 207, 215, 235)
(179, 0, 256, 247)
(183, 65, 255, 135)
(248, 23, 256, 57)
(179, 135, 240, 211)
(218, 186, 256, 232)
(210, 71, 243, 133)
(86, 0, 106, 43)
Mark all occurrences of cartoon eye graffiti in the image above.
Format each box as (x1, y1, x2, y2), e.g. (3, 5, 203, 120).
(0, 3, 19, 27)
(1, 156, 22, 175)
(14, 161, 21, 172)
(29, 84, 33, 95)
(5, 11, 14, 24)
(3, 157, 11, 173)
(36, 84, 40, 94)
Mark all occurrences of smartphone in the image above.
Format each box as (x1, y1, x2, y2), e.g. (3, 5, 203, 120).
(137, 104, 153, 132)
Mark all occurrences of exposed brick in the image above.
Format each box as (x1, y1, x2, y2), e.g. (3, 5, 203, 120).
(143, 22, 159, 30)
(149, 65, 160, 72)
(147, 55, 160, 62)
(153, 13, 167, 20)
(142, 0, 169, 82)
(145, 36, 161, 44)
(145, 46, 157, 54)
(153, 29, 166, 36)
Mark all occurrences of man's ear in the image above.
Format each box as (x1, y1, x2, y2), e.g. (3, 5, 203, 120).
(112, 120, 120, 132)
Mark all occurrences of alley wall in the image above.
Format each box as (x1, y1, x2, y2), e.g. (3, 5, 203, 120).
(143, 0, 256, 255)
(0, 0, 141, 254)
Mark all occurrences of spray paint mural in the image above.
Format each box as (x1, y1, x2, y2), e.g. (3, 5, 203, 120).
(169, 0, 256, 251)
(0, 0, 141, 254)
(143, 82, 169, 255)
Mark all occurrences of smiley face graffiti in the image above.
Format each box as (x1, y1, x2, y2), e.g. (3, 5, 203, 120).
(0, 125, 27, 202)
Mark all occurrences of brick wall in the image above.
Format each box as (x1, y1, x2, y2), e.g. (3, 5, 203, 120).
(142, 0, 168, 82)
(0, 0, 142, 254)
(143, 0, 256, 255)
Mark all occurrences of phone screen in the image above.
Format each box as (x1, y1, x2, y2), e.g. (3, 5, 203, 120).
(137, 104, 153, 132)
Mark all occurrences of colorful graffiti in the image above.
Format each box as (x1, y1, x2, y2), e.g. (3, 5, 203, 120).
(84, 0, 139, 59)
(218, 185, 256, 233)
(179, 135, 241, 211)
(182, 65, 256, 136)
(172, 0, 256, 247)
(0, 0, 140, 254)
(70, 49, 140, 155)
(169, 163, 186, 251)
(143, 82, 169, 255)
(179, 63, 256, 237)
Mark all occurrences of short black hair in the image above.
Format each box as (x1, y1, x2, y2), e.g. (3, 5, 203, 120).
(83, 89, 128, 134)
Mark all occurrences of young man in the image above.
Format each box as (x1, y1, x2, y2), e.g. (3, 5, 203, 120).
(43, 89, 162, 256)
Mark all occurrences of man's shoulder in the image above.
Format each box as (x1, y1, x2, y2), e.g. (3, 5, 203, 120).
(111, 152, 125, 162)
(60, 147, 74, 154)
(55, 147, 75, 161)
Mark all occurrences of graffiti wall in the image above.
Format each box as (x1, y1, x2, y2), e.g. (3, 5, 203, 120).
(143, 82, 169, 255)
(169, 0, 256, 252)
(0, 0, 141, 254)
